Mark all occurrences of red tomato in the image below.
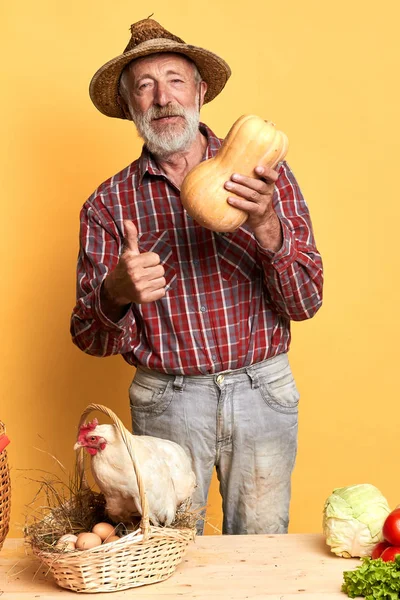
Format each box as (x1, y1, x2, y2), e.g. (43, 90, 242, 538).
(383, 510, 400, 545)
(371, 541, 391, 559)
(380, 546, 400, 562)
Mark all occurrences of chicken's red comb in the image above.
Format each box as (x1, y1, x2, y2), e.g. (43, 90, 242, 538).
(77, 418, 99, 442)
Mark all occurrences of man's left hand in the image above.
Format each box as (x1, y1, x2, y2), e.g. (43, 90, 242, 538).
(224, 166, 283, 252)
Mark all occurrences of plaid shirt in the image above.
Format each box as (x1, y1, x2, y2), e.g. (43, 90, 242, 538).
(71, 123, 323, 375)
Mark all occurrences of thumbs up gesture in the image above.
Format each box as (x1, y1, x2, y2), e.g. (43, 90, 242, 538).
(102, 221, 166, 313)
(122, 219, 142, 257)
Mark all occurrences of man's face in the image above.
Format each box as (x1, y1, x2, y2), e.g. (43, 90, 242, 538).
(120, 53, 207, 157)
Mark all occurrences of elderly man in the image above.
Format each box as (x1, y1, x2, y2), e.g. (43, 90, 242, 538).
(71, 18, 323, 535)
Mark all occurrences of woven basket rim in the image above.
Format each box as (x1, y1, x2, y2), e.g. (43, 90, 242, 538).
(32, 522, 195, 558)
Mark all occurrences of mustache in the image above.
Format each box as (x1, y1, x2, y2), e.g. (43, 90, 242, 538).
(146, 104, 187, 121)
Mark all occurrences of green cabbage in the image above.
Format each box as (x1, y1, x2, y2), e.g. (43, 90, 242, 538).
(323, 484, 391, 557)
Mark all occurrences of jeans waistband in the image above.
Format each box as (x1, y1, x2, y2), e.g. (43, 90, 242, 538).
(136, 353, 289, 383)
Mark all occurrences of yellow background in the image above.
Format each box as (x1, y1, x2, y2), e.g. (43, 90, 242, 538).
(2, 0, 399, 537)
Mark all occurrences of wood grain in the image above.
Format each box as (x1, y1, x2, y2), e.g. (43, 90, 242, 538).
(0, 534, 361, 599)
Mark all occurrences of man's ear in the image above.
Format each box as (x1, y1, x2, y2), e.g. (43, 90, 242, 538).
(117, 94, 132, 120)
(199, 80, 208, 109)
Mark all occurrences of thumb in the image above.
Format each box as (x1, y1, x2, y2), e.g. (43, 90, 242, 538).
(123, 220, 140, 255)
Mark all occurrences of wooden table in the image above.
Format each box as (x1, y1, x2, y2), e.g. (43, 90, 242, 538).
(0, 534, 361, 599)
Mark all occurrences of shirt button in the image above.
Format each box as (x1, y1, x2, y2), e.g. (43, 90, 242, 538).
(200, 306, 206, 312)
(216, 375, 225, 384)
(212, 354, 217, 361)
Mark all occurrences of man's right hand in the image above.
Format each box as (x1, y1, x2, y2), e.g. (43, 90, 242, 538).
(101, 221, 166, 319)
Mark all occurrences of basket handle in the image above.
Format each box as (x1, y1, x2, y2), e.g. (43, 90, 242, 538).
(75, 403, 150, 541)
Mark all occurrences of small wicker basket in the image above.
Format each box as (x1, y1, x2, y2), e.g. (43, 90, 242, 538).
(0, 421, 11, 552)
(30, 403, 196, 593)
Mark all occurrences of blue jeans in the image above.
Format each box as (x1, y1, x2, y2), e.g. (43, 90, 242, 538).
(129, 353, 299, 535)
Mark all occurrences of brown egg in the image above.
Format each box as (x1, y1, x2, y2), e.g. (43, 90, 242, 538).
(102, 535, 120, 544)
(75, 532, 102, 550)
(91, 522, 116, 541)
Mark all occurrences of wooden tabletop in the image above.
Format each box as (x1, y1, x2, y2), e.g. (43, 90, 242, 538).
(0, 534, 361, 599)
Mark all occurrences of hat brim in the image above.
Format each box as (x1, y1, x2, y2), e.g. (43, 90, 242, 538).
(89, 38, 231, 119)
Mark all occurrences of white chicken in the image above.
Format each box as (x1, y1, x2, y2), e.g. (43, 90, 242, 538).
(74, 418, 196, 527)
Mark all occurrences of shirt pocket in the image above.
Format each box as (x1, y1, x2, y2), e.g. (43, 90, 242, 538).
(138, 230, 177, 291)
(216, 227, 260, 282)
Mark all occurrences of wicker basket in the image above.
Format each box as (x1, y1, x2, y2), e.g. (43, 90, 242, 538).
(0, 421, 11, 551)
(31, 403, 196, 593)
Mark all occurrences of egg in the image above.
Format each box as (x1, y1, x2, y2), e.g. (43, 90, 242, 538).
(91, 522, 116, 541)
(55, 534, 78, 551)
(75, 532, 102, 550)
(55, 540, 76, 552)
(57, 534, 78, 544)
(102, 535, 120, 544)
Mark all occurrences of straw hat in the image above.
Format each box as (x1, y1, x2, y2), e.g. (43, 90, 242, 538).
(89, 18, 232, 119)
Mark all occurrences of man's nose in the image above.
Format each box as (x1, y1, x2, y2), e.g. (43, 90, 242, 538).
(153, 82, 171, 106)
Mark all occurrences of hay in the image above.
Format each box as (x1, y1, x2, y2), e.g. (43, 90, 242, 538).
(25, 471, 105, 553)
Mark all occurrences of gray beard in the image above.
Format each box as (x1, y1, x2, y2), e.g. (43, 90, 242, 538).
(129, 100, 201, 159)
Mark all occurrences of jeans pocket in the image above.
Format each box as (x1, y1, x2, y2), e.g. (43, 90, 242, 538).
(259, 367, 300, 414)
(138, 230, 177, 291)
(129, 372, 174, 417)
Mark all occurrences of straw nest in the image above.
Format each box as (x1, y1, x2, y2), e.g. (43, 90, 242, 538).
(24, 473, 198, 554)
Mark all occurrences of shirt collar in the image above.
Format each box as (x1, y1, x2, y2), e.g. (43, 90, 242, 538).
(135, 122, 222, 189)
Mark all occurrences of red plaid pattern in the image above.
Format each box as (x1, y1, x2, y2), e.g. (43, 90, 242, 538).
(71, 124, 323, 374)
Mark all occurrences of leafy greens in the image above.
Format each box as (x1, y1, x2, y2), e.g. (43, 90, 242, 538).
(342, 555, 400, 599)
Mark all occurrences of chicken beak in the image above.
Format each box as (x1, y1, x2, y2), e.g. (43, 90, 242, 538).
(73, 442, 83, 451)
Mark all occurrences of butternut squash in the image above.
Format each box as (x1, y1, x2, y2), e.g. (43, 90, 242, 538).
(180, 115, 289, 232)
